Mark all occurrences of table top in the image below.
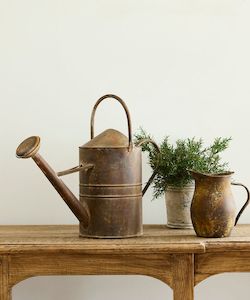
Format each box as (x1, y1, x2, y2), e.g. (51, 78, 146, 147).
(0, 224, 250, 254)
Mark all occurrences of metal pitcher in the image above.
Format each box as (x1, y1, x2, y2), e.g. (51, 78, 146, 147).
(16, 94, 159, 238)
(190, 170, 250, 238)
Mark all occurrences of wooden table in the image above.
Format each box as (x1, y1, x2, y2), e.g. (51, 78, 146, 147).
(1, 224, 250, 300)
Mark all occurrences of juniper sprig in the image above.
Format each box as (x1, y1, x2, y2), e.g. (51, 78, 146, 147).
(134, 128, 231, 199)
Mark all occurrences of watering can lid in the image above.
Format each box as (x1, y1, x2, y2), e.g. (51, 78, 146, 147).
(80, 129, 129, 149)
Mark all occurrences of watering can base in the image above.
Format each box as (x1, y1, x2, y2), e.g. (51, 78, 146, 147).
(79, 232, 143, 239)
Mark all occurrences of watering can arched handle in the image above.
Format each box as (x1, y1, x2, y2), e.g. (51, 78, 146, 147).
(232, 182, 250, 225)
(90, 94, 133, 149)
(136, 139, 160, 196)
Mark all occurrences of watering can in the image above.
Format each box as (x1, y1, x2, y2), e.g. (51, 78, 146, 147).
(16, 95, 159, 238)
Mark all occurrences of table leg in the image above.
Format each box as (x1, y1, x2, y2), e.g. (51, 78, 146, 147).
(172, 254, 194, 300)
(0, 256, 11, 300)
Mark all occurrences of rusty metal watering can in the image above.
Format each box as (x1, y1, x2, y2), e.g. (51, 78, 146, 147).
(16, 94, 159, 238)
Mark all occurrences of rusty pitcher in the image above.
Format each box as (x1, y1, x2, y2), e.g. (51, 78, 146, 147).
(16, 94, 159, 238)
(190, 171, 250, 238)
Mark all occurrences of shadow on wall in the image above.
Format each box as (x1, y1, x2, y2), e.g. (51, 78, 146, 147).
(13, 273, 250, 300)
(195, 272, 250, 300)
(13, 275, 171, 300)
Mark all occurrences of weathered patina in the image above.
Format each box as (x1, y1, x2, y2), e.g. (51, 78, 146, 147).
(190, 171, 250, 238)
(16, 94, 159, 238)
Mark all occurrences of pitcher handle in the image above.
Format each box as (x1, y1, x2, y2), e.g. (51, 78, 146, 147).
(136, 139, 160, 196)
(232, 182, 250, 225)
(90, 94, 132, 150)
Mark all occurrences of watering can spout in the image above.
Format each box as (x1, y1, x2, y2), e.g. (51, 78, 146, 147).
(16, 136, 91, 228)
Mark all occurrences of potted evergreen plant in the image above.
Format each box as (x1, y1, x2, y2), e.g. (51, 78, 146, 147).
(134, 129, 231, 229)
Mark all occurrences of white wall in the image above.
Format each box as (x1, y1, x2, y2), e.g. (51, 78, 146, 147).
(1, 1, 250, 299)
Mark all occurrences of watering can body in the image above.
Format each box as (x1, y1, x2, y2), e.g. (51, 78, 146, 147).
(16, 95, 159, 238)
(78, 132, 142, 237)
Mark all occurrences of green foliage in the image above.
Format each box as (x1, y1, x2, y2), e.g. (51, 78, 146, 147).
(134, 128, 231, 199)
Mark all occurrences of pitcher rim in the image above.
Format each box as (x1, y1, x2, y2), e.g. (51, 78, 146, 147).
(188, 170, 234, 178)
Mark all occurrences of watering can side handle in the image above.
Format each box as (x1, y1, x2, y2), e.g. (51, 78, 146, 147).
(136, 139, 160, 196)
(57, 163, 94, 177)
(232, 182, 250, 225)
(90, 94, 133, 149)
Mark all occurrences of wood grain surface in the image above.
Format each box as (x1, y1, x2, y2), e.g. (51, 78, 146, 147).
(0, 224, 250, 254)
(1, 224, 250, 300)
(0, 224, 205, 254)
(172, 254, 194, 300)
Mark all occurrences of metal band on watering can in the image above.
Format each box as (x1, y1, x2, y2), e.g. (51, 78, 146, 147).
(90, 94, 133, 150)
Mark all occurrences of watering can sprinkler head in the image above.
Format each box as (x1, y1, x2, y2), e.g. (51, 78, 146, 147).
(16, 136, 41, 159)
